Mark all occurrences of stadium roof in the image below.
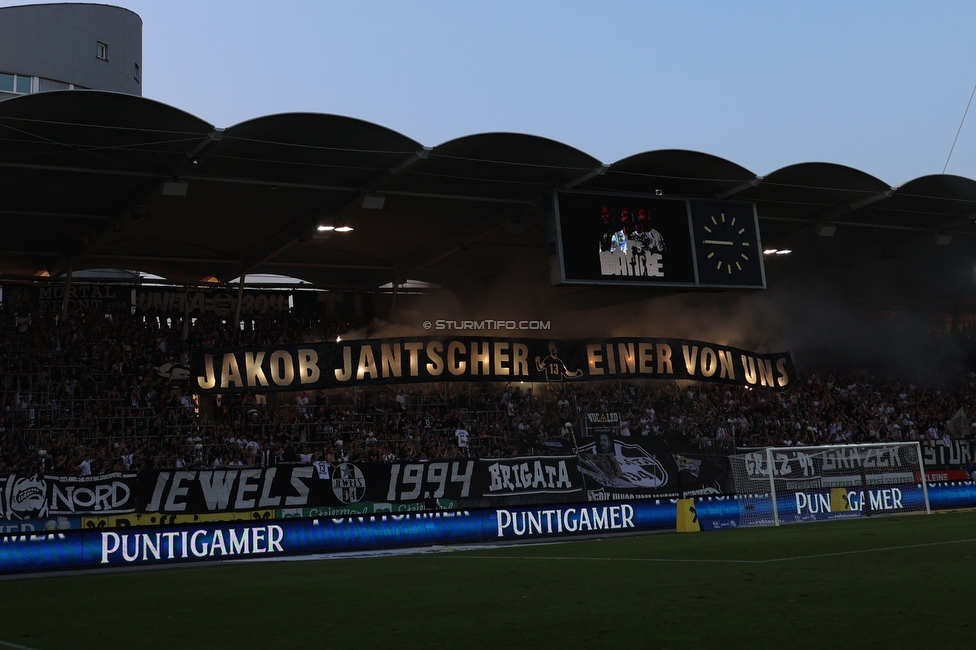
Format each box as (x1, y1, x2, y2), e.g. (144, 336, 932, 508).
(2, 90, 976, 302)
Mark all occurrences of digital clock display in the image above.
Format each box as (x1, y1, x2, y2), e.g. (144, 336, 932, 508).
(690, 199, 765, 288)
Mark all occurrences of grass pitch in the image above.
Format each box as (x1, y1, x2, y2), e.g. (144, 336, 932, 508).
(3, 512, 976, 649)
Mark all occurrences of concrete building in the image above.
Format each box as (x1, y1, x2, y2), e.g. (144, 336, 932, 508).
(0, 3, 142, 101)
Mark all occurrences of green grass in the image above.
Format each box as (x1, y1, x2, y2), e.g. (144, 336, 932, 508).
(3, 513, 976, 649)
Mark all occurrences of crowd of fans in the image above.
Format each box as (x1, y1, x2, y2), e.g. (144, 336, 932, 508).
(0, 298, 973, 478)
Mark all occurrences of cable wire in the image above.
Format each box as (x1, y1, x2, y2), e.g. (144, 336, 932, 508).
(943, 81, 976, 174)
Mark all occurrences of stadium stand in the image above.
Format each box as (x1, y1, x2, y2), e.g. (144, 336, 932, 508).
(1, 301, 973, 479)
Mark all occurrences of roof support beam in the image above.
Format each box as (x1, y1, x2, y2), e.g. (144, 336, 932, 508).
(0, 210, 114, 222)
(809, 188, 894, 223)
(716, 177, 762, 199)
(762, 188, 896, 241)
(185, 174, 536, 206)
(45, 128, 227, 278)
(0, 161, 157, 178)
(393, 204, 529, 280)
(564, 164, 610, 189)
(226, 147, 436, 282)
(759, 214, 976, 235)
(85, 254, 393, 271)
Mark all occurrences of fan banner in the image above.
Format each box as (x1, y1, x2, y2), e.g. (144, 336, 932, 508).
(3, 284, 133, 313)
(136, 459, 585, 515)
(134, 288, 291, 316)
(732, 446, 921, 490)
(922, 439, 974, 468)
(190, 336, 795, 393)
(577, 437, 683, 500)
(0, 473, 138, 520)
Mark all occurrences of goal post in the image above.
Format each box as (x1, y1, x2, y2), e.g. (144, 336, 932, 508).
(729, 442, 931, 527)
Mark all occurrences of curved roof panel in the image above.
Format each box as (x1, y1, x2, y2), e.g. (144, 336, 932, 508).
(583, 149, 757, 198)
(208, 113, 424, 187)
(742, 162, 890, 219)
(391, 132, 602, 201)
(857, 174, 976, 231)
(0, 90, 213, 168)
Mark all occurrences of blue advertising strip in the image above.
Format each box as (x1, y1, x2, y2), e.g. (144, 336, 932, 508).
(0, 500, 678, 574)
(490, 500, 675, 540)
(693, 497, 742, 531)
(780, 485, 927, 524)
(0, 533, 86, 573)
(695, 482, 976, 529)
(297, 511, 484, 555)
(925, 482, 976, 510)
(7, 483, 973, 574)
(0, 517, 82, 534)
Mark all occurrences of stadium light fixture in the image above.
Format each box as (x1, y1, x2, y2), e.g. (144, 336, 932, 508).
(317, 218, 354, 233)
(162, 178, 189, 197)
(361, 193, 386, 210)
(763, 248, 778, 255)
(775, 249, 792, 255)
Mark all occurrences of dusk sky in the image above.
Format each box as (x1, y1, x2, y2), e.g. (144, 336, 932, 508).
(8, 1, 976, 185)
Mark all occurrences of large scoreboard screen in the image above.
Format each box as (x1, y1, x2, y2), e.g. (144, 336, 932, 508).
(550, 190, 766, 289)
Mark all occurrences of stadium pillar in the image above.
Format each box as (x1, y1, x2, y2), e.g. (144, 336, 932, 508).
(60, 267, 73, 322)
(234, 273, 246, 326)
(390, 277, 400, 312)
(182, 283, 191, 340)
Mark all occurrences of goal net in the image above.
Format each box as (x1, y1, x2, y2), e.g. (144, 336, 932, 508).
(729, 442, 931, 527)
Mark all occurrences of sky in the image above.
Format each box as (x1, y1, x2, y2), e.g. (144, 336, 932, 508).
(6, 0, 973, 187)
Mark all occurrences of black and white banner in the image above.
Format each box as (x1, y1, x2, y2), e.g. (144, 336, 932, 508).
(139, 462, 475, 514)
(732, 446, 918, 491)
(135, 288, 291, 316)
(0, 473, 138, 520)
(382, 461, 474, 503)
(922, 439, 973, 468)
(4, 284, 133, 313)
(466, 456, 585, 508)
(191, 336, 796, 393)
(136, 458, 586, 514)
(577, 437, 682, 500)
(139, 466, 321, 514)
(583, 412, 620, 438)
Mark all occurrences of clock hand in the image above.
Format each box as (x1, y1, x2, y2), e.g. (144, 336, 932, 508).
(703, 239, 734, 245)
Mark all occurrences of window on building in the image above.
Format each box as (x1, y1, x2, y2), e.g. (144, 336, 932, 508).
(96, 42, 108, 61)
(134, 62, 140, 83)
(0, 73, 33, 94)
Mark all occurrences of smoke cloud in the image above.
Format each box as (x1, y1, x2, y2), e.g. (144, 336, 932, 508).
(363, 237, 971, 382)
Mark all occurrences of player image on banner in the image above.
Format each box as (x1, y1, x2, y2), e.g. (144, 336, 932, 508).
(577, 439, 671, 490)
(535, 341, 583, 381)
(598, 205, 667, 278)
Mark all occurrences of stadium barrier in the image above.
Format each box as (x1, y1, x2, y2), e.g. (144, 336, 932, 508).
(3, 483, 976, 574)
(0, 499, 677, 573)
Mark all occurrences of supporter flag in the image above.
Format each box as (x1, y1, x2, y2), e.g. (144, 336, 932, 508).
(946, 407, 970, 440)
(673, 454, 702, 477)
